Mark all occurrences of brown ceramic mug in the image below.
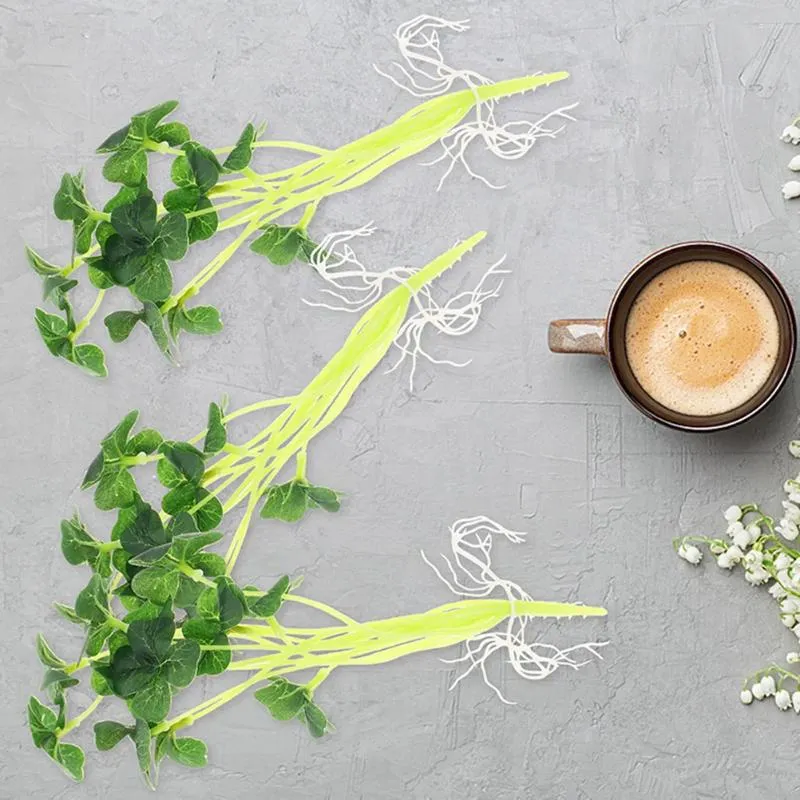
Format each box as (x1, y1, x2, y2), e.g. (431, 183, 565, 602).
(548, 241, 797, 432)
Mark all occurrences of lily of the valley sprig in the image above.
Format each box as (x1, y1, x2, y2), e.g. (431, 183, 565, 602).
(675, 439, 800, 715)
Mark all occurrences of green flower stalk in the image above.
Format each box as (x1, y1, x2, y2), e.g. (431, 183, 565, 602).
(26, 15, 574, 376)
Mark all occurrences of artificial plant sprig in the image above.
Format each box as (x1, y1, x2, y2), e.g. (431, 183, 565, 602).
(26, 15, 575, 376)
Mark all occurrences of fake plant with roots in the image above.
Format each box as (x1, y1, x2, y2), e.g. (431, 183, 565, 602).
(27, 233, 607, 785)
(26, 15, 577, 377)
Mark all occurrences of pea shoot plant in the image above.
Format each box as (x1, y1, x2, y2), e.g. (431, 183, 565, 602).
(28, 235, 607, 786)
(26, 14, 576, 377)
(675, 440, 800, 714)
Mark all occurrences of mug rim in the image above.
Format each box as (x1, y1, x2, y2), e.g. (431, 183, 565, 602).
(605, 240, 797, 432)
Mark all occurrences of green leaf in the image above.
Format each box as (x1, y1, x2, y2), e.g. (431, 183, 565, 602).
(159, 441, 206, 484)
(122, 601, 165, 624)
(254, 678, 308, 721)
(167, 511, 199, 537)
(130, 675, 172, 723)
(88, 262, 115, 288)
(26, 246, 62, 276)
(196, 585, 219, 619)
(100, 234, 149, 286)
(250, 224, 303, 266)
(188, 195, 218, 243)
(163, 640, 201, 688)
(104, 310, 142, 343)
(94, 465, 137, 510)
(182, 141, 221, 193)
(223, 122, 256, 171)
(216, 576, 246, 630)
(131, 100, 178, 135)
(178, 305, 223, 336)
(127, 541, 172, 567)
(155, 211, 189, 261)
(128, 615, 176, 663)
(94, 720, 132, 751)
(131, 718, 156, 789)
(247, 575, 290, 618)
(170, 155, 194, 187)
(167, 736, 207, 767)
(60, 516, 97, 565)
(307, 485, 341, 513)
(82, 451, 105, 489)
(103, 143, 148, 186)
(85, 620, 114, 657)
(101, 409, 139, 458)
(54, 603, 83, 625)
(157, 456, 184, 489)
(36, 634, 67, 669)
(132, 255, 172, 303)
(75, 215, 98, 255)
(119, 499, 169, 556)
(34, 308, 71, 357)
(131, 564, 180, 604)
(53, 172, 89, 222)
(111, 193, 157, 243)
(41, 668, 79, 701)
(74, 574, 109, 624)
(91, 667, 114, 696)
(303, 701, 329, 738)
(97, 123, 131, 153)
(197, 632, 230, 675)
(260, 481, 309, 522)
(162, 481, 198, 516)
(53, 741, 85, 781)
(28, 696, 58, 747)
(142, 301, 172, 358)
(181, 617, 221, 642)
(190, 551, 226, 578)
(71, 343, 107, 378)
(127, 427, 163, 455)
(104, 184, 140, 213)
(193, 489, 223, 532)
(203, 402, 227, 454)
(170, 530, 223, 562)
(163, 186, 201, 213)
(173, 575, 204, 610)
(42, 274, 78, 306)
(151, 120, 190, 146)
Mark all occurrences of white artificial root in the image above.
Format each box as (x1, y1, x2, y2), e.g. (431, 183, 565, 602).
(386, 257, 508, 392)
(421, 515, 607, 703)
(303, 224, 416, 313)
(375, 14, 578, 189)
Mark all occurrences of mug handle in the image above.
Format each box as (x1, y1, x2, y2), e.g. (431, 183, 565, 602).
(548, 319, 607, 356)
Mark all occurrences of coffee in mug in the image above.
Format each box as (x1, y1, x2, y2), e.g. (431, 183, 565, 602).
(624, 260, 780, 416)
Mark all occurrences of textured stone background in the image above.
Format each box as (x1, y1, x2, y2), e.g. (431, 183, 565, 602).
(3, 1, 800, 798)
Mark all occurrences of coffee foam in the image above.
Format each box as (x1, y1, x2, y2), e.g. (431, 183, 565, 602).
(624, 260, 780, 417)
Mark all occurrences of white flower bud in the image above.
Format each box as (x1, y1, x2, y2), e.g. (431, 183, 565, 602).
(724, 505, 743, 522)
(770, 582, 789, 600)
(783, 501, 800, 523)
(783, 181, 800, 200)
(740, 689, 753, 705)
(752, 683, 766, 700)
(727, 521, 746, 538)
(710, 542, 726, 555)
(745, 522, 761, 541)
(744, 550, 763, 567)
(775, 689, 791, 710)
(745, 567, 770, 585)
(727, 546, 744, 562)
(787, 652, 800, 663)
(790, 493, 800, 504)
(790, 155, 800, 171)
(760, 675, 777, 696)
(775, 553, 793, 571)
(733, 530, 752, 550)
(793, 691, 800, 713)
(717, 553, 734, 570)
(784, 479, 800, 493)
(678, 543, 702, 565)
(781, 598, 799, 614)
(781, 124, 800, 144)
(782, 614, 796, 627)
(778, 569, 792, 586)
(778, 518, 800, 541)
(792, 622, 800, 639)
(790, 440, 800, 458)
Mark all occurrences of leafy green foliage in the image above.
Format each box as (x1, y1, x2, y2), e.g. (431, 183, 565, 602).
(250, 224, 321, 266)
(260, 479, 341, 522)
(27, 696, 86, 780)
(222, 123, 257, 172)
(94, 720, 132, 751)
(254, 679, 329, 738)
(247, 575, 290, 618)
(204, 402, 227, 454)
(53, 172, 98, 255)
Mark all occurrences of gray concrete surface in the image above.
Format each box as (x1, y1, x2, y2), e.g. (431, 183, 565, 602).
(3, 1, 800, 797)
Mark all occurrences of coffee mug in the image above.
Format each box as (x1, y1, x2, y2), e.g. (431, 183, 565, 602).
(548, 241, 797, 431)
